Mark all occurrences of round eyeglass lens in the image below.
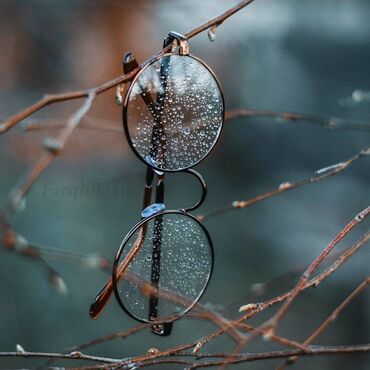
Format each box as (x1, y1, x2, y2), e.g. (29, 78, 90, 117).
(125, 54, 224, 171)
(114, 212, 213, 321)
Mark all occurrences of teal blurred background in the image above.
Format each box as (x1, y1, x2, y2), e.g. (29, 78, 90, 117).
(0, 1, 369, 369)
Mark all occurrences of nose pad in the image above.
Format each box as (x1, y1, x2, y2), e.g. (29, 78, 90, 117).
(141, 203, 166, 218)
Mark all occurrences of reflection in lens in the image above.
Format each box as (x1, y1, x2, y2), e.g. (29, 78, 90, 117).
(115, 212, 212, 321)
(126, 55, 224, 171)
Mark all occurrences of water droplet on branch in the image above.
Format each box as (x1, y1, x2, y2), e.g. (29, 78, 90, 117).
(208, 25, 218, 42)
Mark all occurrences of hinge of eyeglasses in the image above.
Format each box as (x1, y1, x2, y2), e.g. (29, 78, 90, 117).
(164, 31, 189, 56)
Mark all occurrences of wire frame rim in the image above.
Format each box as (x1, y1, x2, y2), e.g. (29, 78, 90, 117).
(112, 209, 214, 324)
(122, 52, 225, 173)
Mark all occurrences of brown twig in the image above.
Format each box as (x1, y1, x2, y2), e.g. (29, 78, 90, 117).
(225, 109, 370, 133)
(26, 242, 112, 271)
(194, 229, 370, 353)
(0, 78, 131, 135)
(0, 225, 112, 295)
(264, 206, 370, 337)
(18, 107, 370, 134)
(2, 344, 370, 369)
(0, 350, 120, 364)
(215, 209, 370, 353)
(42, 310, 241, 369)
(184, 0, 255, 39)
(0, 0, 256, 135)
(187, 344, 370, 369)
(4, 91, 96, 216)
(0, 93, 96, 291)
(237, 322, 307, 350)
(275, 277, 370, 370)
(198, 146, 370, 222)
(214, 319, 314, 370)
(19, 116, 122, 133)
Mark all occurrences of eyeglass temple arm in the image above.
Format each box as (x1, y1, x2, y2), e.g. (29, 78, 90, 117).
(89, 53, 157, 320)
(181, 169, 207, 212)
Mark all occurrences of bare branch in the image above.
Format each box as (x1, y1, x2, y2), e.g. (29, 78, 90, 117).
(0, 350, 120, 364)
(198, 146, 370, 222)
(4, 92, 96, 216)
(19, 107, 370, 134)
(195, 230, 370, 352)
(187, 344, 370, 369)
(265, 206, 370, 336)
(0, 0, 256, 135)
(2, 344, 369, 369)
(225, 109, 370, 133)
(276, 277, 370, 370)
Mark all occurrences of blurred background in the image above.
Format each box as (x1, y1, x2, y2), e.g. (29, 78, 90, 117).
(0, 0, 369, 369)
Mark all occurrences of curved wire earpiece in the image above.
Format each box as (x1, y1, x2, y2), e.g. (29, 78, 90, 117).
(180, 168, 207, 212)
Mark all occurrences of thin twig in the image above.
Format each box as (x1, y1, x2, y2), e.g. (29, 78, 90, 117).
(221, 210, 370, 350)
(265, 206, 370, 337)
(275, 277, 370, 370)
(0, 350, 120, 364)
(237, 322, 307, 350)
(4, 91, 96, 216)
(194, 230, 370, 352)
(74, 344, 370, 369)
(19, 108, 370, 134)
(198, 146, 370, 222)
(3, 345, 369, 369)
(225, 109, 370, 133)
(18, 116, 121, 133)
(0, 0, 256, 135)
(1, 228, 113, 297)
(187, 344, 370, 369)
(27, 242, 112, 270)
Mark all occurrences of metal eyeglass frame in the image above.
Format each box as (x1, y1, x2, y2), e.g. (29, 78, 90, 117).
(89, 32, 223, 336)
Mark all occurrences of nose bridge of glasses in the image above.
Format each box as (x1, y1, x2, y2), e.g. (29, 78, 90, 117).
(141, 168, 207, 217)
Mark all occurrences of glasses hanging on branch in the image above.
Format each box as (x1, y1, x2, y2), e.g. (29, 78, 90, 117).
(89, 31, 224, 336)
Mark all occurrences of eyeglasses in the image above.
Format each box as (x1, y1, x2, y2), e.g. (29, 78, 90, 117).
(90, 32, 224, 336)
